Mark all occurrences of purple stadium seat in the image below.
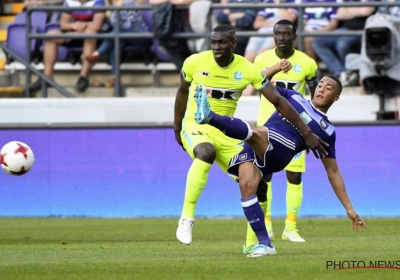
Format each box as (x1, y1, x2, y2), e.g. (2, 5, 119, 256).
(13, 11, 48, 32)
(32, 11, 49, 33)
(6, 24, 38, 60)
(6, 11, 48, 63)
(13, 12, 27, 23)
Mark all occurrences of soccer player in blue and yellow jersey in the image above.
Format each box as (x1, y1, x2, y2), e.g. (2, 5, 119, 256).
(251, 19, 319, 244)
(194, 74, 368, 257)
(174, 24, 327, 245)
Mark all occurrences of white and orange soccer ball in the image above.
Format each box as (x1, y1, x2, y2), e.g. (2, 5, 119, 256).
(1, 141, 35, 176)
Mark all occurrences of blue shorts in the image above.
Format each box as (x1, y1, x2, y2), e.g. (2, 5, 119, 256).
(227, 128, 301, 179)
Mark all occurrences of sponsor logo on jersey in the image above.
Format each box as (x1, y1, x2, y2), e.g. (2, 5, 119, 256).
(300, 111, 312, 124)
(233, 71, 243, 81)
(213, 75, 229, 79)
(204, 86, 240, 100)
(271, 79, 300, 91)
(199, 71, 210, 77)
(320, 118, 329, 130)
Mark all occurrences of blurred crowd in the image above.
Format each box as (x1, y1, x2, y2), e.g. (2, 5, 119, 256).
(3, 0, 400, 92)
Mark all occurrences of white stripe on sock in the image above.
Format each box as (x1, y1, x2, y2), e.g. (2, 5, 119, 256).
(241, 196, 258, 207)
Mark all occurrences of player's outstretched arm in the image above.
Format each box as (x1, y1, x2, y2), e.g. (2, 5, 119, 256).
(259, 82, 328, 158)
(173, 73, 190, 149)
(322, 157, 368, 232)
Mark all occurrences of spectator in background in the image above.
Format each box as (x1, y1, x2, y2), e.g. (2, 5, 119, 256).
(188, 0, 216, 53)
(312, 0, 376, 87)
(216, 0, 261, 56)
(244, 0, 297, 63)
(300, 0, 340, 61)
(85, 0, 152, 87)
(29, 0, 106, 93)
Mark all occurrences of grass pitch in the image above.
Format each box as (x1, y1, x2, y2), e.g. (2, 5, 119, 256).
(0, 218, 398, 280)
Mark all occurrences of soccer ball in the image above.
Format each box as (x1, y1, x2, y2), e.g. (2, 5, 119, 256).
(0, 141, 35, 176)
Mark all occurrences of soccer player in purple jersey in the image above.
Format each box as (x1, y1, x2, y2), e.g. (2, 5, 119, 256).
(194, 73, 368, 257)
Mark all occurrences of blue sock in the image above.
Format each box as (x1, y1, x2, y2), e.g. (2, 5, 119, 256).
(241, 195, 271, 247)
(209, 111, 252, 140)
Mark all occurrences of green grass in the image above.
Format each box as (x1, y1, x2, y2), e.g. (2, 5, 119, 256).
(0, 218, 398, 280)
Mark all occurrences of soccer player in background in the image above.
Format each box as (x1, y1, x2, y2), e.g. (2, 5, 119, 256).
(247, 19, 319, 245)
(174, 24, 327, 245)
(193, 74, 368, 257)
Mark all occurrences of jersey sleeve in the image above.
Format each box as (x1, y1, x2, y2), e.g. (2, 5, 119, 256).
(325, 132, 336, 159)
(181, 55, 194, 83)
(251, 64, 269, 91)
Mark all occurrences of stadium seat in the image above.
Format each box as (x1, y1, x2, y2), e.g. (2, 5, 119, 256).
(6, 23, 38, 61)
(5, 11, 48, 63)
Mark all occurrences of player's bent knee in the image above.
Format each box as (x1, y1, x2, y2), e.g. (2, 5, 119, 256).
(193, 143, 216, 163)
(239, 178, 259, 197)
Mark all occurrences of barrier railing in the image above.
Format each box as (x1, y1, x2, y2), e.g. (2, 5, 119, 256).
(0, 1, 398, 98)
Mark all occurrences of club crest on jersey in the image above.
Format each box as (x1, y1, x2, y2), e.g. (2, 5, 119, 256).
(293, 64, 302, 73)
(199, 71, 210, 77)
(320, 118, 329, 130)
(239, 153, 248, 161)
(233, 71, 243, 81)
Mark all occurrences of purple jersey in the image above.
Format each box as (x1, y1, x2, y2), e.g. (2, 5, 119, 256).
(228, 86, 336, 178)
(266, 86, 336, 157)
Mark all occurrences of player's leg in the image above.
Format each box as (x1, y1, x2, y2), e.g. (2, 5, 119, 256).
(282, 151, 306, 242)
(263, 173, 274, 240)
(214, 132, 266, 253)
(177, 127, 216, 244)
(243, 178, 270, 252)
(238, 162, 276, 257)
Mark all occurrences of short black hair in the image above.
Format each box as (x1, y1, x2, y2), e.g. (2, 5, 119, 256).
(325, 75, 343, 95)
(274, 19, 296, 34)
(212, 24, 236, 40)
